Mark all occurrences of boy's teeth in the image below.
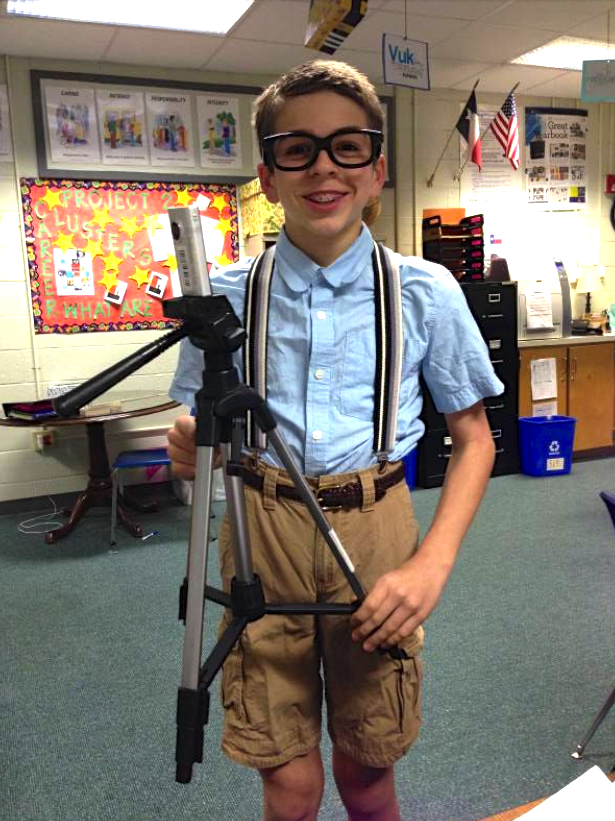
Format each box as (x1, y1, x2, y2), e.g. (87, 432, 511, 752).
(310, 193, 339, 203)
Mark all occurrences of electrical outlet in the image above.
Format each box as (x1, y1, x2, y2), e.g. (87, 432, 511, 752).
(32, 429, 55, 452)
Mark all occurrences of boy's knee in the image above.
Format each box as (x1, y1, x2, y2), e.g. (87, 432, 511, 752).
(260, 750, 324, 821)
(333, 750, 397, 820)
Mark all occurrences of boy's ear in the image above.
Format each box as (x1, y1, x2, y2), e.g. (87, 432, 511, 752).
(372, 153, 386, 193)
(257, 162, 280, 204)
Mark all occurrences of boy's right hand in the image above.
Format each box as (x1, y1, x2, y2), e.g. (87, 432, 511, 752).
(167, 415, 223, 480)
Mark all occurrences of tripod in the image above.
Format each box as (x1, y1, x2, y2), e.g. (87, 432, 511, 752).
(53, 206, 405, 785)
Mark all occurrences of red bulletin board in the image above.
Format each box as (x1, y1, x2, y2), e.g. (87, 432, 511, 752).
(21, 178, 238, 333)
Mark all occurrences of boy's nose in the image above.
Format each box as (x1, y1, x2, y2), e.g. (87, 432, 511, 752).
(309, 147, 338, 173)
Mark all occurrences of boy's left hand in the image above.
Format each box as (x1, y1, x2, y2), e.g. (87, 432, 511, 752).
(350, 542, 452, 652)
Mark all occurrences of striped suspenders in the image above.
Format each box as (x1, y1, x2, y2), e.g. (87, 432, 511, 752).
(242, 241, 403, 459)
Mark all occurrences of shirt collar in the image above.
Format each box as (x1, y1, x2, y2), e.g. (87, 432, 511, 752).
(274, 225, 374, 293)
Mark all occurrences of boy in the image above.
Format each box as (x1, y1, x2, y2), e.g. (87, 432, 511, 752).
(168, 60, 503, 821)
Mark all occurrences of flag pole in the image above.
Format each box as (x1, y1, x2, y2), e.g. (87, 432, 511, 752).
(426, 79, 479, 188)
(453, 81, 520, 182)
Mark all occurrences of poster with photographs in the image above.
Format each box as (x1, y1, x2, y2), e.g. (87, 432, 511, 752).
(44, 85, 100, 164)
(525, 107, 588, 210)
(197, 95, 243, 171)
(0, 84, 13, 159)
(96, 89, 149, 166)
(145, 91, 195, 167)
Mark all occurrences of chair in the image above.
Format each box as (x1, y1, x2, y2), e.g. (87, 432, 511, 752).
(570, 491, 615, 758)
(110, 447, 171, 545)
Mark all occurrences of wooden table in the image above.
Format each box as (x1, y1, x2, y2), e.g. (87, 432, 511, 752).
(1, 397, 179, 543)
(478, 771, 615, 820)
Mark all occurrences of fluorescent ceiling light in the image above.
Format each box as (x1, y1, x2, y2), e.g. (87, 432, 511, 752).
(513, 36, 615, 72)
(5, 0, 254, 34)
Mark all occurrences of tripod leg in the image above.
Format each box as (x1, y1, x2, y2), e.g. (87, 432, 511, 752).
(222, 446, 254, 583)
(176, 444, 215, 784)
(572, 682, 615, 758)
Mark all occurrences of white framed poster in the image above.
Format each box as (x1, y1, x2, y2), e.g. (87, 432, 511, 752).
(145, 91, 195, 167)
(0, 84, 13, 159)
(197, 94, 243, 171)
(96, 89, 149, 166)
(44, 85, 100, 164)
(525, 107, 588, 210)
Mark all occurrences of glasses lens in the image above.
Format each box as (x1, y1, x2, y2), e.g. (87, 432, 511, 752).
(330, 131, 375, 165)
(272, 135, 315, 168)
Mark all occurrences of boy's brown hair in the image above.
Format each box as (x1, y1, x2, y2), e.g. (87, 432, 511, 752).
(254, 59, 384, 226)
(253, 59, 384, 149)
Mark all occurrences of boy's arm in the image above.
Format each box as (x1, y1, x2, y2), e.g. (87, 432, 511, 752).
(350, 400, 495, 652)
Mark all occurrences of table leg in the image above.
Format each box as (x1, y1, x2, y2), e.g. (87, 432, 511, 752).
(45, 421, 143, 544)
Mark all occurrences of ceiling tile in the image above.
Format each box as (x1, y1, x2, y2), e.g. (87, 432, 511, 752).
(524, 71, 583, 97)
(379, 0, 514, 20)
(0, 16, 115, 60)
(566, 15, 614, 40)
(230, 1, 310, 44)
(343, 10, 470, 51)
(430, 21, 559, 62)
(201, 38, 317, 75)
(486, 1, 615, 32)
(429, 59, 493, 89)
(103, 27, 223, 68)
(472, 63, 572, 92)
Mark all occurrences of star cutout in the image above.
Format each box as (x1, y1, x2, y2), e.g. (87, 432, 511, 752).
(54, 232, 75, 254)
(142, 213, 164, 234)
(40, 189, 64, 211)
(83, 238, 105, 259)
(175, 189, 194, 207)
(211, 194, 228, 213)
(130, 267, 150, 288)
(103, 251, 123, 272)
(120, 215, 143, 239)
(215, 217, 232, 236)
(90, 207, 115, 231)
(164, 254, 177, 271)
(99, 269, 119, 290)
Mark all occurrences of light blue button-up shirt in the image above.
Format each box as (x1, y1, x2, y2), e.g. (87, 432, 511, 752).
(169, 225, 504, 476)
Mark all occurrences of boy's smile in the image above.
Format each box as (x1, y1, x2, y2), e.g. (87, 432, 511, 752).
(258, 91, 385, 267)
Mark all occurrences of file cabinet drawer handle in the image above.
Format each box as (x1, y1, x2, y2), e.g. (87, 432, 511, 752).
(488, 293, 501, 303)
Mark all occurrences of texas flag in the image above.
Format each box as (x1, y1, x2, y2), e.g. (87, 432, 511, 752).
(456, 90, 482, 170)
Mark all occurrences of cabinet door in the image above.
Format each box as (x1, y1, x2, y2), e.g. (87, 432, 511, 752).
(568, 343, 615, 451)
(518, 347, 568, 418)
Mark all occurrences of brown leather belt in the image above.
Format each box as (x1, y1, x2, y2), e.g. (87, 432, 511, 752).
(241, 463, 406, 510)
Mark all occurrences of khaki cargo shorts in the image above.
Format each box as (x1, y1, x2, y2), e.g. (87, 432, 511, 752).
(217, 459, 423, 770)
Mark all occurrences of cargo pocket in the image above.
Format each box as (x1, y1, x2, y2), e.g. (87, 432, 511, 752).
(220, 618, 246, 723)
(396, 637, 423, 737)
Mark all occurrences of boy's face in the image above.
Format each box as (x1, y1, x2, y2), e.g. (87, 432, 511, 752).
(257, 91, 385, 267)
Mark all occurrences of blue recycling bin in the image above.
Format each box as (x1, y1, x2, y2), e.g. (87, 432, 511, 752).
(518, 415, 576, 477)
(403, 448, 417, 490)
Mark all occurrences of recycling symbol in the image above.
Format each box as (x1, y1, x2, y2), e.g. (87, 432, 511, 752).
(548, 440, 560, 454)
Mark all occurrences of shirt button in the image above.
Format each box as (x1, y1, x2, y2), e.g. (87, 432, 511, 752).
(316, 310, 327, 320)
(314, 369, 324, 380)
(312, 430, 323, 441)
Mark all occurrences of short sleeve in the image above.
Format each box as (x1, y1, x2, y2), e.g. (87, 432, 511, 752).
(422, 277, 505, 414)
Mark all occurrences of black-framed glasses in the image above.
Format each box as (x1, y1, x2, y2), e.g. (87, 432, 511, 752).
(262, 127, 383, 171)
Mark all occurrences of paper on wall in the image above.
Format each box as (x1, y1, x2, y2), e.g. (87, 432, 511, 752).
(526, 283, 555, 330)
(520, 765, 614, 819)
(530, 357, 557, 401)
(532, 399, 558, 417)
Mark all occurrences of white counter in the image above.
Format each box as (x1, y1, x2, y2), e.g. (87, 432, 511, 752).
(518, 334, 615, 349)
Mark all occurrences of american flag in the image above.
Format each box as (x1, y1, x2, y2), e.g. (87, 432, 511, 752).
(490, 93, 519, 169)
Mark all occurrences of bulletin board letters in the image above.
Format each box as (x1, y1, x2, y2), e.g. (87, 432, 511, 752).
(21, 178, 238, 334)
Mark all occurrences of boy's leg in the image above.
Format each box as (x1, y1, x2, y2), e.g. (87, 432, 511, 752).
(332, 747, 400, 821)
(259, 748, 325, 821)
